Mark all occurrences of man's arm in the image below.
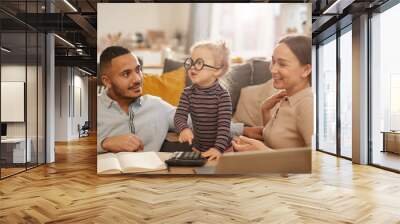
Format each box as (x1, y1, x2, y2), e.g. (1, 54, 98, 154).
(230, 122, 244, 137)
(100, 134, 143, 153)
(97, 100, 108, 153)
(242, 126, 264, 140)
(97, 91, 144, 153)
(97, 135, 107, 154)
(97, 108, 143, 153)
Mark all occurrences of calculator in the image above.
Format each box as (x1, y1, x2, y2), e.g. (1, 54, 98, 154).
(165, 151, 207, 167)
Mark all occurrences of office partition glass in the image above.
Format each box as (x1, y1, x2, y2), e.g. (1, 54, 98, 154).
(317, 36, 337, 154)
(312, 45, 317, 150)
(37, 32, 45, 165)
(1, 31, 28, 178)
(27, 0, 37, 170)
(370, 3, 400, 171)
(0, 1, 46, 179)
(339, 28, 352, 158)
(27, 31, 38, 169)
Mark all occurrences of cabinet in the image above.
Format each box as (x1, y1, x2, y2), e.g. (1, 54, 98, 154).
(1, 138, 32, 164)
(382, 131, 400, 154)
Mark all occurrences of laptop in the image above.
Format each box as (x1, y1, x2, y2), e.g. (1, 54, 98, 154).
(194, 147, 311, 174)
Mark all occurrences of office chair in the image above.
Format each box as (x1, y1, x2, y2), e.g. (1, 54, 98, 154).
(79, 121, 90, 138)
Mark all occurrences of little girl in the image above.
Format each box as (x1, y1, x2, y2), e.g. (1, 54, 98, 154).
(174, 41, 232, 161)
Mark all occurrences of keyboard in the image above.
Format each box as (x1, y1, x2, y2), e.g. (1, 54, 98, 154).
(165, 151, 207, 167)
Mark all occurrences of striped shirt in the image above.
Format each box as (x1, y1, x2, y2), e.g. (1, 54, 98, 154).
(174, 81, 232, 152)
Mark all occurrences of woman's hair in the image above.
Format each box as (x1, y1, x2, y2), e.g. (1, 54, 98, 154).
(278, 35, 311, 65)
(190, 40, 230, 77)
(278, 35, 312, 83)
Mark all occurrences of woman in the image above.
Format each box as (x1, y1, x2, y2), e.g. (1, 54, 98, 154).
(233, 35, 313, 151)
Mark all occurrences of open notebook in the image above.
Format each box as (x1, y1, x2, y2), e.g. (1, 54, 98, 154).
(97, 152, 167, 174)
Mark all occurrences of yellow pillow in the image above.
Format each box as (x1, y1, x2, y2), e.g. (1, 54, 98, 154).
(142, 67, 186, 106)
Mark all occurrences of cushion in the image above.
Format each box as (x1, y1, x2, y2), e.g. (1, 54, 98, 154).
(251, 59, 272, 85)
(142, 67, 186, 106)
(163, 58, 183, 73)
(159, 59, 271, 113)
(219, 62, 253, 112)
(163, 58, 192, 87)
(233, 79, 277, 127)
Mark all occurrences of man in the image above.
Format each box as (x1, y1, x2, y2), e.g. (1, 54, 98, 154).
(98, 46, 262, 156)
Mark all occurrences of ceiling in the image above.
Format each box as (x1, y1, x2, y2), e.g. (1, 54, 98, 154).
(311, 0, 391, 43)
(0, 0, 395, 74)
(0, 0, 314, 75)
(0, 0, 99, 74)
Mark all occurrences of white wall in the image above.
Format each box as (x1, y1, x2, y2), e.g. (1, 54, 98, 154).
(1, 64, 45, 163)
(275, 4, 311, 39)
(1, 65, 30, 137)
(72, 73, 89, 138)
(97, 3, 191, 61)
(55, 67, 89, 141)
(98, 3, 190, 41)
(55, 66, 68, 141)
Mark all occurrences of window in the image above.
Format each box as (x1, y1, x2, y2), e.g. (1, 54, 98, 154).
(209, 4, 310, 59)
(339, 28, 352, 158)
(389, 74, 400, 130)
(317, 36, 337, 154)
(370, 2, 400, 171)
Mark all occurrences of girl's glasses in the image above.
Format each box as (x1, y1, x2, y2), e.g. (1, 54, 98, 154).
(184, 58, 222, 71)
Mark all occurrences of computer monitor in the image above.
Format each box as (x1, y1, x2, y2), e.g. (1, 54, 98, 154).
(1, 123, 7, 137)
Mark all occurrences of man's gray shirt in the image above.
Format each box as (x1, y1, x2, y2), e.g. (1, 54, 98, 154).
(97, 91, 244, 153)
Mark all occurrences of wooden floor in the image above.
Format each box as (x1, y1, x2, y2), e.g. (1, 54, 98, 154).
(1, 135, 400, 223)
(1, 167, 25, 178)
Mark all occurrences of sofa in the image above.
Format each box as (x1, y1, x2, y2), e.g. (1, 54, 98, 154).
(162, 58, 273, 113)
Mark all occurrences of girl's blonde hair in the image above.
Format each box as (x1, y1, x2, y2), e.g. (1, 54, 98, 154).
(190, 40, 230, 77)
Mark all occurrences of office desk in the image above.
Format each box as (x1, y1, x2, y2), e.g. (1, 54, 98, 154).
(99, 148, 312, 175)
(149, 152, 217, 174)
(381, 131, 400, 154)
(1, 138, 32, 163)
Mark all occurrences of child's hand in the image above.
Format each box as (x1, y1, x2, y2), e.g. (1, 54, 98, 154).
(202, 147, 222, 161)
(178, 128, 194, 145)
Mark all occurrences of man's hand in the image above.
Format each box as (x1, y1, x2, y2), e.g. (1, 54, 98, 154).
(243, 126, 264, 140)
(201, 147, 222, 161)
(102, 134, 144, 153)
(178, 128, 194, 145)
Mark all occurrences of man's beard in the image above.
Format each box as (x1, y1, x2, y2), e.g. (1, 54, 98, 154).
(112, 81, 143, 101)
